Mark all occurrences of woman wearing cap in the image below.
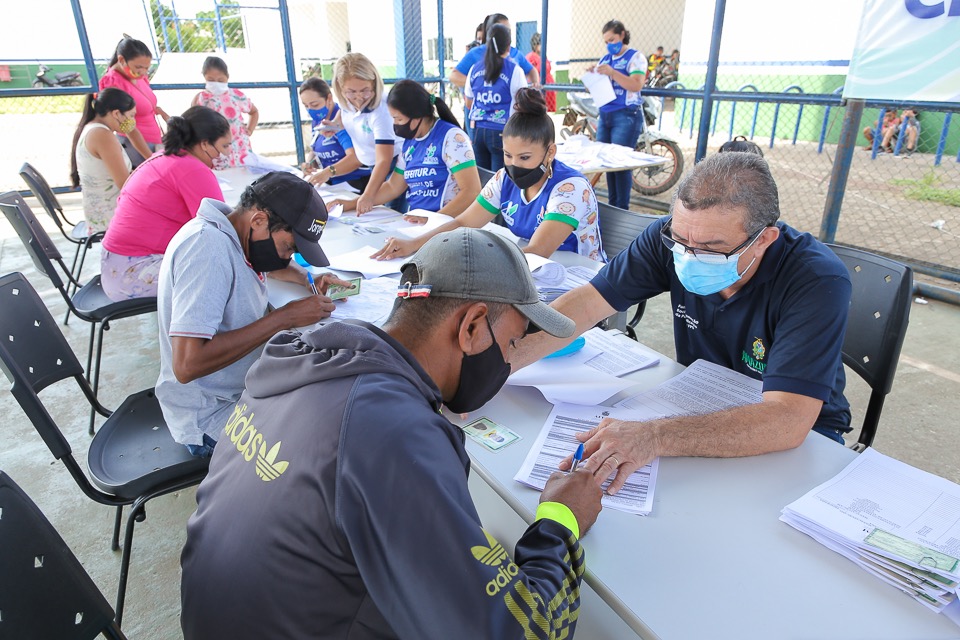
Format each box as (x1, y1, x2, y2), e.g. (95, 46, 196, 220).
(100, 106, 231, 301)
(98, 36, 170, 167)
(588, 19, 646, 210)
(333, 80, 480, 216)
(373, 89, 603, 262)
(464, 23, 527, 171)
(69, 87, 135, 234)
(298, 77, 370, 192)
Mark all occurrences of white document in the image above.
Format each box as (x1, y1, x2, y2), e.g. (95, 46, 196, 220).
(514, 403, 663, 515)
(325, 245, 405, 279)
(329, 276, 397, 325)
(338, 206, 403, 225)
(524, 253, 567, 287)
(581, 71, 617, 107)
(243, 151, 299, 175)
(217, 178, 234, 192)
(324, 203, 344, 219)
(506, 348, 636, 406)
(538, 265, 599, 303)
(393, 210, 455, 239)
(616, 359, 763, 415)
(581, 327, 661, 376)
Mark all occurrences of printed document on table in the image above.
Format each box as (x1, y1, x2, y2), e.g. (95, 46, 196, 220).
(506, 348, 636, 406)
(329, 276, 397, 325)
(514, 403, 664, 515)
(581, 327, 661, 376)
(324, 245, 405, 279)
(616, 359, 762, 415)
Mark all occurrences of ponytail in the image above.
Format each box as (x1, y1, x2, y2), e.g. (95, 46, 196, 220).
(70, 87, 135, 187)
(108, 37, 151, 68)
(387, 80, 461, 129)
(503, 88, 554, 148)
(484, 24, 511, 84)
(162, 106, 230, 156)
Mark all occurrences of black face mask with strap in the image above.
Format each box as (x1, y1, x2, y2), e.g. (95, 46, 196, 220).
(445, 316, 511, 414)
(247, 228, 290, 273)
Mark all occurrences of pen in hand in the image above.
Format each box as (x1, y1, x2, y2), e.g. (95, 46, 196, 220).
(570, 442, 585, 473)
(306, 271, 319, 296)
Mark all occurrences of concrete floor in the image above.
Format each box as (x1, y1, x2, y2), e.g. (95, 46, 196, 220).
(1, 192, 959, 638)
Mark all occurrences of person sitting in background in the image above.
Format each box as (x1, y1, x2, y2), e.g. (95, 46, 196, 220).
(863, 109, 900, 151)
(157, 172, 349, 457)
(180, 227, 602, 639)
(647, 45, 665, 76)
(449, 13, 539, 89)
(69, 87, 134, 234)
(526, 33, 556, 112)
(719, 135, 764, 156)
(885, 108, 920, 156)
(192, 56, 259, 168)
(298, 77, 370, 191)
(100, 106, 231, 301)
(98, 36, 169, 167)
(335, 80, 480, 216)
(465, 24, 527, 171)
(374, 89, 603, 262)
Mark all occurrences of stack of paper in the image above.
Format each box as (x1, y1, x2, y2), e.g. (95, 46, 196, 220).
(243, 152, 299, 175)
(615, 359, 763, 415)
(781, 448, 960, 621)
(537, 265, 597, 302)
(393, 209, 454, 239)
(324, 245, 405, 279)
(329, 276, 397, 326)
(524, 253, 566, 287)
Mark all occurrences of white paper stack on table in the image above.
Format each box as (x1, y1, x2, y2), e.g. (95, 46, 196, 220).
(524, 253, 566, 288)
(537, 265, 596, 302)
(781, 448, 960, 624)
(328, 276, 397, 326)
(324, 245, 405, 279)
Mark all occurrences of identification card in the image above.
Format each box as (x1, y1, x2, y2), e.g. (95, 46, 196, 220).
(328, 277, 361, 301)
(462, 417, 521, 451)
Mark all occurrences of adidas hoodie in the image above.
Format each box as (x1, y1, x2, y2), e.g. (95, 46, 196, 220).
(181, 320, 585, 639)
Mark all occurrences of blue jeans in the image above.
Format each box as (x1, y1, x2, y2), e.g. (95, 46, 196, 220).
(185, 434, 218, 458)
(473, 126, 504, 172)
(596, 106, 644, 209)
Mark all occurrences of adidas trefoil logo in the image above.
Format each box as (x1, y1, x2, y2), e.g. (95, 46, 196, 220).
(223, 403, 289, 482)
(471, 529, 519, 596)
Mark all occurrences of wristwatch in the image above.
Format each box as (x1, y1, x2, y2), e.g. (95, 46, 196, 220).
(328, 164, 337, 177)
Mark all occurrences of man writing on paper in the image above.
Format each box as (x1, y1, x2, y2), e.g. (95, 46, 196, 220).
(513, 152, 852, 492)
(157, 172, 349, 457)
(180, 228, 604, 639)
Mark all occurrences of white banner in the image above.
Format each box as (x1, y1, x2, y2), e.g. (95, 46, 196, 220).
(844, 0, 960, 102)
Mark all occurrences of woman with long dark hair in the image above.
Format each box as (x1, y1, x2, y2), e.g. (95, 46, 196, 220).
(100, 106, 231, 301)
(464, 23, 526, 171)
(588, 20, 647, 209)
(375, 89, 603, 262)
(337, 80, 480, 218)
(69, 87, 135, 233)
(98, 37, 170, 167)
(298, 76, 369, 191)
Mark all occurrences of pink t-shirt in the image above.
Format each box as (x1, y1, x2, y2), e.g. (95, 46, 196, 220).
(99, 68, 163, 144)
(103, 153, 223, 257)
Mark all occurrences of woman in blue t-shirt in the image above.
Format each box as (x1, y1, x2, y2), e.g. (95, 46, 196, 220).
(336, 80, 480, 216)
(374, 88, 603, 262)
(589, 19, 647, 210)
(298, 77, 370, 192)
(465, 23, 527, 172)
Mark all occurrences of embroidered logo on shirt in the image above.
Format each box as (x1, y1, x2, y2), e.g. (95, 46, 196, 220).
(674, 303, 699, 331)
(472, 529, 519, 596)
(223, 403, 289, 481)
(422, 142, 439, 165)
(741, 338, 767, 374)
(502, 201, 519, 225)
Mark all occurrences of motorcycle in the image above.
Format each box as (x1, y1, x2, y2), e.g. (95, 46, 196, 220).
(33, 64, 83, 88)
(560, 92, 684, 196)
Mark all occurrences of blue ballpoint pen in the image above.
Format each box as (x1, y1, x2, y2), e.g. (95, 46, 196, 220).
(306, 271, 319, 295)
(570, 442, 585, 472)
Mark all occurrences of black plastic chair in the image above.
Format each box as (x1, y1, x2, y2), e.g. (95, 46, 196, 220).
(597, 202, 661, 339)
(0, 272, 209, 626)
(0, 191, 157, 434)
(20, 162, 103, 300)
(828, 245, 913, 450)
(0, 471, 128, 639)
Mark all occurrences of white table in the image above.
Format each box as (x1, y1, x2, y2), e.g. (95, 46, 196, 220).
(450, 359, 960, 639)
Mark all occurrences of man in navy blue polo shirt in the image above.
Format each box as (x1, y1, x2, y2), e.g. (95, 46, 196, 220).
(514, 152, 852, 494)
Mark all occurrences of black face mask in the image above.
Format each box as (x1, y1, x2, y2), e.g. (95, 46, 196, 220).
(393, 118, 420, 140)
(445, 317, 511, 414)
(247, 228, 290, 273)
(505, 152, 549, 189)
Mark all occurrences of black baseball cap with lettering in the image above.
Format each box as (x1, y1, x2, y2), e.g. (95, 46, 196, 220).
(247, 172, 329, 267)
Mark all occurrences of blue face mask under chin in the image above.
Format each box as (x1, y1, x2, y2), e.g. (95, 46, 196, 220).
(671, 247, 758, 296)
(606, 41, 623, 56)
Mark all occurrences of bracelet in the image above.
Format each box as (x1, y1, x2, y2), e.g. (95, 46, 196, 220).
(329, 164, 337, 177)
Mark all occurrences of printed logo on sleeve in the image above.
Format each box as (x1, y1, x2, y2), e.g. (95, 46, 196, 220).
(471, 529, 519, 596)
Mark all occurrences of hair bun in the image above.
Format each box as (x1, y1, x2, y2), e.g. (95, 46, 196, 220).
(512, 87, 547, 117)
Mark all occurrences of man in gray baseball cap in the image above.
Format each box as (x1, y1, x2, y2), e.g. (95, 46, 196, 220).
(181, 228, 604, 640)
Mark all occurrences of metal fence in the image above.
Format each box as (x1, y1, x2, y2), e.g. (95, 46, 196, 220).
(1, 0, 958, 299)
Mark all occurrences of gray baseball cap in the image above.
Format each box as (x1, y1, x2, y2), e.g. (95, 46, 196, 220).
(400, 228, 575, 338)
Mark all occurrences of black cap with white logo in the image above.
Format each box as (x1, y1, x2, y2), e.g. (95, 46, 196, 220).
(247, 172, 329, 267)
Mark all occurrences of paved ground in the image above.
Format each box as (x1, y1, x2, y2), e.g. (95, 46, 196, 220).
(1, 189, 959, 638)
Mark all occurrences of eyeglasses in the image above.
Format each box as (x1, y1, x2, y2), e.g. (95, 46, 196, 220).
(343, 88, 373, 99)
(660, 217, 767, 264)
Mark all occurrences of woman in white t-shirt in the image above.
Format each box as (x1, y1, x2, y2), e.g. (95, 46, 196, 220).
(69, 87, 135, 233)
(329, 53, 402, 215)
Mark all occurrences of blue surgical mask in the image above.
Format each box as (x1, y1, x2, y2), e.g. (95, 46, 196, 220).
(307, 106, 329, 125)
(670, 245, 758, 296)
(606, 41, 623, 56)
